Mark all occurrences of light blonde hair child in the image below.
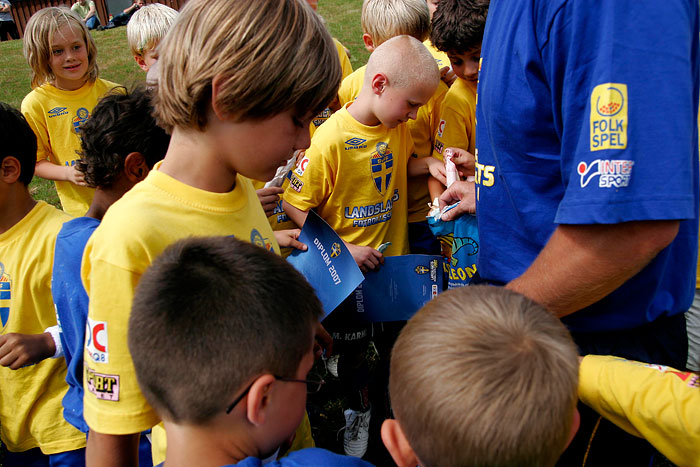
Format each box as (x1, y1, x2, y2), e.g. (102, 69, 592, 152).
(126, 2, 178, 72)
(383, 285, 580, 467)
(23, 7, 98, 89)
(361, 0, 430, 48)
(21, 6, 120, 216)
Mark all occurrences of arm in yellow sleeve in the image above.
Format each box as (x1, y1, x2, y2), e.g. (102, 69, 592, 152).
(579, 355, 700, 467)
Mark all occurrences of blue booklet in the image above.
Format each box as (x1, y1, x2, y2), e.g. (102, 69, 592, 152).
(350, 255, 443, 322)
(287, 210, 364, 317)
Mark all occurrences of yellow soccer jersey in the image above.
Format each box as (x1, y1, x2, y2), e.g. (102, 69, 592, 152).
(284, 105, 410, 257)
(423, 39, 451, 72)
(21, 79, 120, 217)
(334, 65, 448, 223)
(0, 201, 86, 454)
(337, 65, 365, 108)
(82, 165, 279, 435)
(432, 77, 477, 161)
(406, 80, 449, 222)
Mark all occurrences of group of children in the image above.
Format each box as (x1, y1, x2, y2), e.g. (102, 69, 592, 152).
(1, 0, 698, 466)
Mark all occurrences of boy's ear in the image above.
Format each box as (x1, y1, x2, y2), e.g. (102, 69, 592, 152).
(133, 54, 150, 73)
(123, 152, 148, 182)
(244, 374, 276, 427)
(1, 157, 22, 184)
(362, 33, 376, 53)
(210, 74, 232, 121)
(565, 407, 581, 450)
(381, 419, 420, 467)
(371, 73, 389, 96)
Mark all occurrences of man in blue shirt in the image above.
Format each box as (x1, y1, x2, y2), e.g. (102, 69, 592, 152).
(440, 1, 699, 463)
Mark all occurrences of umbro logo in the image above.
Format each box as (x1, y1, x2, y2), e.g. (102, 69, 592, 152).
(344, 137, 368, 150)
(48, 107, 68, 118)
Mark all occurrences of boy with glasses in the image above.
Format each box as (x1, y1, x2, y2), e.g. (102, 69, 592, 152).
(128, 235, 373, 467)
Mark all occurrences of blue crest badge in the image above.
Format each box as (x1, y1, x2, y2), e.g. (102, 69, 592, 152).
(370, 142, 393, 195)
(0, 263, 11, 328)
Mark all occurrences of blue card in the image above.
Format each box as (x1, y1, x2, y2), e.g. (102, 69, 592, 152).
(287, 210, 364, 317)
(350, 255, 443, 322)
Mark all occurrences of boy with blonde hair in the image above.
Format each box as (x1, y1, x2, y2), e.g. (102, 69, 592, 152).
(126, 2, 177, 72)
(284, 35, 440, 458)
(129, 236, 373, 466)
(382, 286, 581, 467)
(82, 0, 341, 465)
(338, 0, 448, 255)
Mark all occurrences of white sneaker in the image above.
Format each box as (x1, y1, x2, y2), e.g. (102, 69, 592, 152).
(343, 408, 371, 458)
(325, 354, 339, 378)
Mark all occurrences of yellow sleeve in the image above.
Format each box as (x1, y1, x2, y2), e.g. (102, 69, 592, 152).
(283, 142, 334, 213)
(334, 38, 353, 80)
(82, 256, 160, 434)
(579, 355, 700, 467)
(431, 89, 473, 161)
(21, 93, 51, 162)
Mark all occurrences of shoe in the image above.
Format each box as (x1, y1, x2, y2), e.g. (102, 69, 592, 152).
(325, 354, 339, 378)
(343, 408, 371, 458)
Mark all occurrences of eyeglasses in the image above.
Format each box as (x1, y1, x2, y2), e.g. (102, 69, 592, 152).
(225, 374, 325, 414)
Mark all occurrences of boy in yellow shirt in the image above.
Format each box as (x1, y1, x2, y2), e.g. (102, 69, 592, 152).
(428, 0, 487, 200)
(284, 35, 440, 459)
(81, 0, 341, 465)
(338, 0, 448, 255)
(0, 103, 86, 465)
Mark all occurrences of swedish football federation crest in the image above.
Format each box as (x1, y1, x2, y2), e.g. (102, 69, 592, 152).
(72, 107, 90, 134)
(331, 242, 341, 258)
(0, 263, 10, 328)
(370, 142, 393, 195)
(414, 265, 429, 275)
(250, 229, 274, 252)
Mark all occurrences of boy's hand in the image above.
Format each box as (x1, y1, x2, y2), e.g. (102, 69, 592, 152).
(440, 66, 457, 87)
(65, 165, 87, 186)
(346, 243, 384, 272)
(438, 180, 476, 221)
(447, 147, 476, 176)
(256, 186, 284, 217)
(426, 157, 447, 185)
(0, 332, 55, 369)
(274, 229, 307, 251)
(314, 322, 333, 359)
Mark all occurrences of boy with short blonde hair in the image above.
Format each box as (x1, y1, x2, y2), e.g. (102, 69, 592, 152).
(382, 286, 580, 467)
(126, 2, 177, 72)
(284, 35, 440, 458)
(338, 0, 448, 255)
(129, 236, 374, 466)
(338, 0, 431, 105)
(82, 0, 341, 465)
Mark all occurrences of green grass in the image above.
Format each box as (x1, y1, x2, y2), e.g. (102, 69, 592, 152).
(0, 0, 367, 209)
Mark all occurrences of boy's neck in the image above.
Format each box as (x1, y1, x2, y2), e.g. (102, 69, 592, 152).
(346, 95, 382, 127)
(159, 128, 238, 193)
(85, 186, 125, 221)
(0, 186, 36, 234)
(163, 421, 258, 467)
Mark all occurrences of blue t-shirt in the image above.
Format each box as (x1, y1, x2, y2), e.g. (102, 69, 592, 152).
(476, 0, 699, 332)
(51, 216, 100, 432)
(156, 448, 374, 467)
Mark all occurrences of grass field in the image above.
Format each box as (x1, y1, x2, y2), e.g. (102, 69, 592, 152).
(0, 0, 368, 209)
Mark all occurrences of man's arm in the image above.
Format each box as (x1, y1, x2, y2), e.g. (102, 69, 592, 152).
(281, 200, 308, 229)
(506, 220, 679, 317)
(86, 431, 140, 467)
